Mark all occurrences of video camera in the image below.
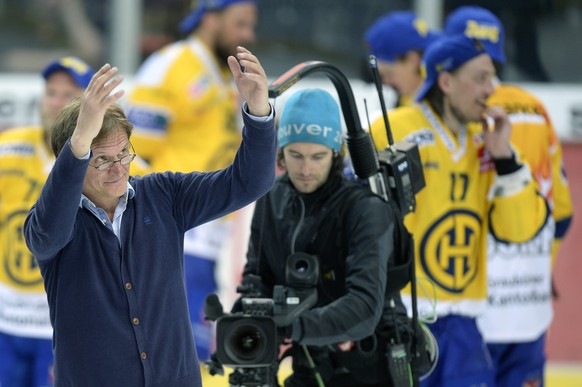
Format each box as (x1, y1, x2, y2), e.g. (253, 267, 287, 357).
(205, 253, 319, 386)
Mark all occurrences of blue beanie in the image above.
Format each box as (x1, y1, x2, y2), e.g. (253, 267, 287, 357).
(365, 11, 441, 63)
(444, 6, 506, 64)
(179, 0, 256, 34)
(42, 57, 94, 88)
(415, 35, 488, 102)
(278, 89, 342, 152)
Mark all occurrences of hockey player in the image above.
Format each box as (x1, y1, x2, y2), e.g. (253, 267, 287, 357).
(370, 35, 549, 387)
(445, 6, 574, 386)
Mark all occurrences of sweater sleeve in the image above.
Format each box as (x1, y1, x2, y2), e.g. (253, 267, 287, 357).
(24, 140, 89, 262)
(170, 107, 277, 232)
(489, 162, 550, 243)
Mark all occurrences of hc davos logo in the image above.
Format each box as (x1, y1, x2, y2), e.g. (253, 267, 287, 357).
(420, 209, 481, 293)
(2, 210, 43, 287)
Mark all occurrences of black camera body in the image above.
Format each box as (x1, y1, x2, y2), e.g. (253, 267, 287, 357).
(211, 252, 319, 370)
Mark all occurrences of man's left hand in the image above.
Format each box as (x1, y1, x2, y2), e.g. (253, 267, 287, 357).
(228, 46, 270, 117)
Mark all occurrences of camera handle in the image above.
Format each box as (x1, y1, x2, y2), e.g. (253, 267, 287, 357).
(272, 286, 318, 327)
(204, 293, 224, 321)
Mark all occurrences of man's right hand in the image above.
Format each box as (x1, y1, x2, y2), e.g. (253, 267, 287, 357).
(483, 105, 512, 159)
(70, 63, 125, 158)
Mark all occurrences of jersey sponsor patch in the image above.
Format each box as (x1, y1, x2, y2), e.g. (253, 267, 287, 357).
(420, 209, 481, 293)
(508, 112, 546, 125)
(187, 75, 211, 98)
(0, 143, 34, 157)
(126, 108, 168, 133)
(404, 129, 435, 147)
(423, 161, 439, 170)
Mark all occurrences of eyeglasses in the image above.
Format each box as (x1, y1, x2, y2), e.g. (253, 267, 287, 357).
(90, 144, 137, 171)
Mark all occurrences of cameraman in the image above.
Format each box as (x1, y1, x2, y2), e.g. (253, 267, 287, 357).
(242, 88, 410, 386)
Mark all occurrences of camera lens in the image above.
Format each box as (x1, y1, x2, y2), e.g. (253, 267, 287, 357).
(225, 319, 268, 365)
(286, 252, 319, 287)
(295, 260, 308, 273)
(216, 314, 277, 367)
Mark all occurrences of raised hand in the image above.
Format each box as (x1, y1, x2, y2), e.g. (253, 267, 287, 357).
(70, 64, 125, 158)
(227, 46, 270, 117)
(483, 105, 512, 159)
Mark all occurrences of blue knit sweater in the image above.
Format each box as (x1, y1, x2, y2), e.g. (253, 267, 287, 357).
(24, 112, 276, 387)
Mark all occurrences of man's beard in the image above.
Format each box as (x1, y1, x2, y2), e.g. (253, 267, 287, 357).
(214, 35, 237, 68)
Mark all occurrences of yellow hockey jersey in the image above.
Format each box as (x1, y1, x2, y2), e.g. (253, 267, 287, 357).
(476, 83, 573, 342)
(370, 102, 548, 317)
(0, 126, 53, 337)
(126, 37, 241, 173)
(0, 127, 51, 293)
(489, 84, 573, 256)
